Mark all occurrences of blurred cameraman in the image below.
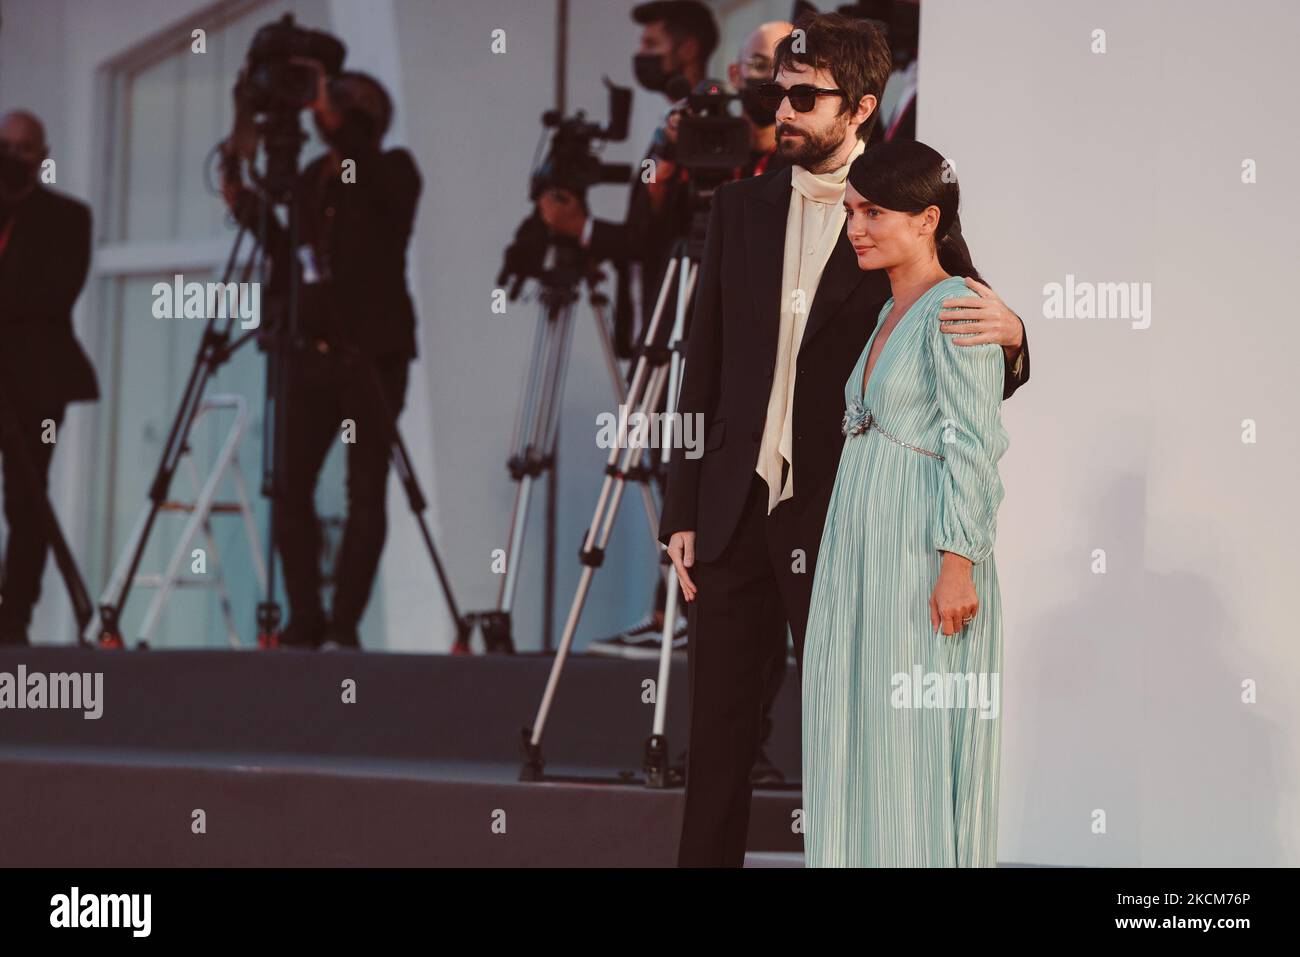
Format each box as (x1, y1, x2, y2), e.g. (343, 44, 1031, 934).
(221, 63, 421, 650)
(538, 0, 716, 352)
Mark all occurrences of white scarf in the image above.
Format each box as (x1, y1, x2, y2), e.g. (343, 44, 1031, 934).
(756, 138, 866, 513)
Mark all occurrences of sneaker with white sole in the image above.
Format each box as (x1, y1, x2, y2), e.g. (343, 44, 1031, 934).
(587, 614, 688, 659)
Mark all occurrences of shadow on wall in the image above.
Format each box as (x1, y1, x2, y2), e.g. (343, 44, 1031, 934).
(1011, 471, 1281, 866)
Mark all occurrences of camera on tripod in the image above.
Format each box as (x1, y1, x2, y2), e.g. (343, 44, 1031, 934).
(530, 79, 634, 203)
(226, 14, 347, 195)
(656, 78, 750, 249)
(498, 79, 633, 299)
(237, 14, 346, 115)
(671, 79, 750, 185)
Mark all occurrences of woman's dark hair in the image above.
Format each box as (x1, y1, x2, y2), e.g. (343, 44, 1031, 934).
(846, 139, 985, 284)
(772, 11, 892, 142)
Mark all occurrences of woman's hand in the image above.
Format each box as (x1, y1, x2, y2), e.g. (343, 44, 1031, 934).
(929, 551, 978, 637)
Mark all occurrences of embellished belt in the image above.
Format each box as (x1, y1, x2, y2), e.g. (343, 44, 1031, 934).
(841, 399, 945, 460)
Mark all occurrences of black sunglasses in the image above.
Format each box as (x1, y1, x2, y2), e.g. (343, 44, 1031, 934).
(755, 81, 846, 113)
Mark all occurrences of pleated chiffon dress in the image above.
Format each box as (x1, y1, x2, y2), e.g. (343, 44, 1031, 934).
(801, 275, 1009, 867)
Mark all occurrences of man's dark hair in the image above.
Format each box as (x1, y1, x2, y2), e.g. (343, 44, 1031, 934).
(772, 10, 892, 141)
(632, 0, 719, 67)
(333, 71, 394, 140)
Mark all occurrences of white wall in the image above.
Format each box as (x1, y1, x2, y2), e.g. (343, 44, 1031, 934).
(920, 0, 1300, 866)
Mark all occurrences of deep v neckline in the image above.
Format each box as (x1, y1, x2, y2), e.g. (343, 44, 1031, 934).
(859, 276, 955, 401)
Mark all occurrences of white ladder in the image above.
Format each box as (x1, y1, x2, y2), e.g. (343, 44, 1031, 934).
(97, 394, 267, 648)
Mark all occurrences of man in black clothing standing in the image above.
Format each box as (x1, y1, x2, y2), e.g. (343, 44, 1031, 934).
(659, 12, 1032, 867)
(0, 110, 98, 646)
(222, 67, 420, 650)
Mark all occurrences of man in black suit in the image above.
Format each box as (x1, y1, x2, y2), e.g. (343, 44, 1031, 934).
(222, 68, 420, 650)
(658, 12, 1031, 867)
(0, 110, 98, 646)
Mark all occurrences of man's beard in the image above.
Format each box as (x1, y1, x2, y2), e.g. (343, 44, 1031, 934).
(776, 114, 849, 172)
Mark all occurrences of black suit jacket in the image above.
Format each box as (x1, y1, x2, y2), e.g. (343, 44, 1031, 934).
(0, 186, 98, 409)
(657, 164, 1030, 563)
(233, 147, 421, 360)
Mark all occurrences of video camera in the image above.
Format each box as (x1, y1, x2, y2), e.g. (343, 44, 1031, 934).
(669, 78, 750, 187)
(529, 79, 634, 203)
(498, 80, 633, 299)
(655, 78, 750, 249)
(237, 14, 346, 115)
(227, 14, 347, 195)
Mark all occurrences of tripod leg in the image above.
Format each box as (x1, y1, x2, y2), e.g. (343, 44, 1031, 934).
(521, 249, 695, 775)
(521, 356, 674, 775)
(645, 561, 682, 788)
(96, 228, 251, 646)
(490, 295, 580, 652)
(387, 426, 472, 651)
(643, 254, 698, 785)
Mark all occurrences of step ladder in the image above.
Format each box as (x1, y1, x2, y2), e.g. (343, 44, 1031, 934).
(98, 394, 267, 648)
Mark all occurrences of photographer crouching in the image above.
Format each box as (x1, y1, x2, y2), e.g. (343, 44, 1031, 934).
(221, 58, 421, 650)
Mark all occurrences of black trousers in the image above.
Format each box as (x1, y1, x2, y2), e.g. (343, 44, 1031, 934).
(677, 472, 824, 867)
(0, 401, 65, 634)
(653, 541, 788, 748)
(644, 308, 787, 751)
(276, 348, 409, 630)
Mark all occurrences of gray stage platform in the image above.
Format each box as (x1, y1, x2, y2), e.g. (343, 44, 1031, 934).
(0, 647, 804, 866)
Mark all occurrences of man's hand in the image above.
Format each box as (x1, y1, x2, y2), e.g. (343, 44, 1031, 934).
(537, 188, 587, 240)
(938, 277, 1025, 360)
(665, 531, 698, 602)
(290, 56, 335, 126)
(644, 102, 685, 209)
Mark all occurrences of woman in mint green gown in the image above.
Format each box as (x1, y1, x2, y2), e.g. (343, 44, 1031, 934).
(802, 142, 1010, 867)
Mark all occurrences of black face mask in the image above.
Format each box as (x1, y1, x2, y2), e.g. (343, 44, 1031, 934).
(740, 81, 777, 128)
(0, 152, 35, 196)
(633, 52, 675, 93)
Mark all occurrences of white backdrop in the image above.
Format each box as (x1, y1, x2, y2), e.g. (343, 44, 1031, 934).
(920, 0, 1300, 865)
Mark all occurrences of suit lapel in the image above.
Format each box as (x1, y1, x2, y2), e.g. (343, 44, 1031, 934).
(802, 230, 868, 350)
(743, 166, 792, 366)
